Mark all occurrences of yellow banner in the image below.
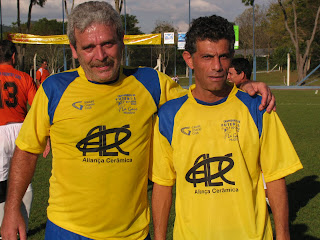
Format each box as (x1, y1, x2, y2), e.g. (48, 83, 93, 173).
(124, 34, 161, 45)
(8, 33, 69, 44)
(8, 33, 161, 45)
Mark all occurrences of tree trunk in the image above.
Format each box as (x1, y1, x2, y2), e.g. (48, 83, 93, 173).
(278, 0, 320, 84)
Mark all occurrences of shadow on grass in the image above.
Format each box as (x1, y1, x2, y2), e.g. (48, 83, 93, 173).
(287, 175, 320, 240)
(27, 222, 46, 238)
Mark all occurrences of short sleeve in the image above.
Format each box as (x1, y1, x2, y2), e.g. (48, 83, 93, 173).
(149, 116, 176, 186)
(260, 112, 303, 182)
(16, 86, 50, 154)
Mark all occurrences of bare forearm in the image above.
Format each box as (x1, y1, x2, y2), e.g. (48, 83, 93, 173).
(266, 178, 290, 240)
(152, 183, 173, 240)
(5, 147, 38, 211)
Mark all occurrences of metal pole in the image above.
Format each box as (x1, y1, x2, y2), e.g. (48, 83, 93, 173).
(124, 0, 128, 66)
(0, 0, 2, 41)
(252, 1, 256, 81)
(62, 0, 67, 71)
(287, 53, 290, 86)
(174, 45, 176, 76)
(188, 0, 192, 87)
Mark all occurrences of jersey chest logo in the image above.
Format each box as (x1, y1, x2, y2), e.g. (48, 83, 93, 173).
(76, 125, 131, 156)
(185, 153, 235, 187)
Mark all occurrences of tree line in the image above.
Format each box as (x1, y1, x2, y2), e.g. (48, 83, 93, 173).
(3, 0, 320, 83)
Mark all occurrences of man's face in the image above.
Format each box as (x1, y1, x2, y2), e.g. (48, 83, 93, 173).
(70, 23, 124, 83)
(41, 61, 48, 69)
(184, 39, 232, 94)
(227, 67, 243, 86)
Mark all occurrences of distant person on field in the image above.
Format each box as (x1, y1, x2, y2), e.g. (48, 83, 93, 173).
(36, 59, 50, 86)
(228, 57, 252, 87)
(0, 40, 37, 232)
(172, 75, 179, 84)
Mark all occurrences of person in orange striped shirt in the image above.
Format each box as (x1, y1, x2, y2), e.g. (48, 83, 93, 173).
(36, 59, 50, 86)
(0, 40, 37, 232)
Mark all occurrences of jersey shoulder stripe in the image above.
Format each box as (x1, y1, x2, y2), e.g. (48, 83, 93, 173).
(158, 94, 188, 144)
(123, 67, 161, 108)
(235, 91, 266, 137)
(42, 70, 79, 124)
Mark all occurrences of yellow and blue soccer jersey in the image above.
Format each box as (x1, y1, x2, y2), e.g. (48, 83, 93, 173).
(150, 84, 303, 240)
(16, 66, 186, 240)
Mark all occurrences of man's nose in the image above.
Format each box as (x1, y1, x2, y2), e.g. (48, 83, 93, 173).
(95, 46, 107, 61)
(212, 57, 222, 71)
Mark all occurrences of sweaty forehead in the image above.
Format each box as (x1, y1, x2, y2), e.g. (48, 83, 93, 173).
(74, 23, 118, 45)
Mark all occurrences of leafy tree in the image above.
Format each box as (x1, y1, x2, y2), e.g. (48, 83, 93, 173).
(271, 0, 320, 83)
(235, 4, 271, 57)
(14, 0, 47, 71)
(242, 0, 254, 5)
(120, 14, 150, 67)
(29, 18, 72, 74)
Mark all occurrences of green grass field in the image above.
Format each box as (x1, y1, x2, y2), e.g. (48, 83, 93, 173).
(26, 72, 319, 239)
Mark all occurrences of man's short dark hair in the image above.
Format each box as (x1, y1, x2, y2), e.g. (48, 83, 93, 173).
(230, 58, 252, 80)
(0, 40, 17, 63)
(185, 15, 235, 55)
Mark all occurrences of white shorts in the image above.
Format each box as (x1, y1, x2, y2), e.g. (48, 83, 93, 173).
(0, 123, 33, 230)
(0, 123, 22, 181)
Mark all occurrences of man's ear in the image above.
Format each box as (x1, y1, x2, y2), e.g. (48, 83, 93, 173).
(70, 44, 78, 59)
(182, 51, 194, 70)
(11, 52, 16, 65)
(240, 71, 246, 80)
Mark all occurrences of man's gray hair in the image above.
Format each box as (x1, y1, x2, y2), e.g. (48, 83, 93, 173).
(67, 1, 124, 47)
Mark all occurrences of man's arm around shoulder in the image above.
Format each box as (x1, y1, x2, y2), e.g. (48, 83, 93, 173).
(1, 147, 38, 240)
(239, 81, 276, 113)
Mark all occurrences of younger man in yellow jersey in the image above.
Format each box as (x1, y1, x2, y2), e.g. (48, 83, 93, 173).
(1, 2, 275, 240)
(150, 15, 302, 240)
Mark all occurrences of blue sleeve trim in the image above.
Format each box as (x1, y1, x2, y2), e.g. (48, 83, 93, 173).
(42, 71, 79, 125)
(158, 95, 188, 144)
(236, 91, 266, 137)
(123, 67, 161, 108)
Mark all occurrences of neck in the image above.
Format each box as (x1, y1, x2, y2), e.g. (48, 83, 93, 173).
(0, 61, 12, 66)
(192, 84, 232, 103)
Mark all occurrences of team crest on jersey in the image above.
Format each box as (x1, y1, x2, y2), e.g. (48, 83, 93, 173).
(72, 100, 95, 110)
(116, 94, 137, 114)
(181, 125, 201, 136)
(185, 153, 238, 194)
(186, 153, 235, 187)
(221, 119, 240, 141)
(76, 124, 131, 157)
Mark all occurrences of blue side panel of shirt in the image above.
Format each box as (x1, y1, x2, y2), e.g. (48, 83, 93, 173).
(236, 91, 266, 137)
(42, 71, 79, 125)
(158, 95, 188, 145)
(123, 67, 161, 108)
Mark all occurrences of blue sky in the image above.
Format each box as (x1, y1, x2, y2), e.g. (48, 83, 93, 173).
(1, 0, 274, 33)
